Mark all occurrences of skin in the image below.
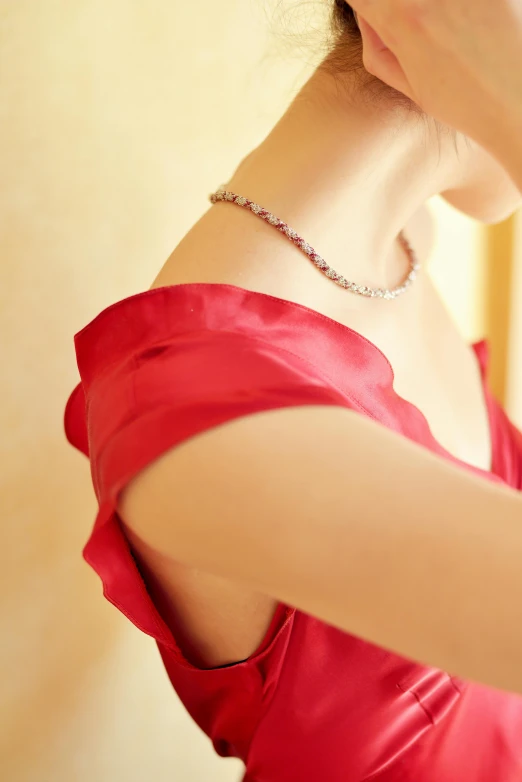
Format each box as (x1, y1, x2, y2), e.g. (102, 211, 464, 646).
(115, 21, 522, 684)
(351, 0, 522, 189)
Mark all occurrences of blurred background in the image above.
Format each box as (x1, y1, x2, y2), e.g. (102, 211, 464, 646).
(1, 1, 521, 780)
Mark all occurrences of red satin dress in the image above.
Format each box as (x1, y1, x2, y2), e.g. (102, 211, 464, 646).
(64, 282, 522, 781)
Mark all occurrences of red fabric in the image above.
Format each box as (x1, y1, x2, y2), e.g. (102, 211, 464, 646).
(64, 282, 522, 781)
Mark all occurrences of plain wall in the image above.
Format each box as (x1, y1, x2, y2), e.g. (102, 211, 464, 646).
(2, 2, 518, 781)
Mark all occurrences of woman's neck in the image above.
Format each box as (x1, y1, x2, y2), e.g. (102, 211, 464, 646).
(226, 64, 460, 293)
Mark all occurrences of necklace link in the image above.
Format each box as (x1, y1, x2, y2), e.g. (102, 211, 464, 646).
(209, 187, 421, 300)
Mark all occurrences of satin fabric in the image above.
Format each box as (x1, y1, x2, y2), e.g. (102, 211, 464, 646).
(64, 282, 522, 780)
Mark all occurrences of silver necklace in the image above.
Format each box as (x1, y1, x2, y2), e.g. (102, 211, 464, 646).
(209, 186, 420, 300)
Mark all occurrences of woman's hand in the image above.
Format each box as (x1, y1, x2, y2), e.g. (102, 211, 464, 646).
(350, 0, 522, 176)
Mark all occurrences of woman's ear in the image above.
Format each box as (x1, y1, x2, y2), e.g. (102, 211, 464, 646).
(357, 14, 413, 100)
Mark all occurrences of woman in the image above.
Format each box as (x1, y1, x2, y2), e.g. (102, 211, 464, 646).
(64, 1, 522, 779)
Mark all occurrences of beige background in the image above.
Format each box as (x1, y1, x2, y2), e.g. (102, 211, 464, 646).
(2, 2, 520, 781)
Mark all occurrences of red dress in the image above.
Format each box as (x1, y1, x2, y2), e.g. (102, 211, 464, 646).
(64, 282, 522, 781)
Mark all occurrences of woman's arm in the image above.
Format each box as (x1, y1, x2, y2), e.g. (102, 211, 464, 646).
(118, 403, 522, 695)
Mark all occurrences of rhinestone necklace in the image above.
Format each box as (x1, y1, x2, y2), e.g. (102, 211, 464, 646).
(209, 186, 420, 300)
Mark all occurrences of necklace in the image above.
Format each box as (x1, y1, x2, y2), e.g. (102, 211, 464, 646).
(209, 186, 420, 300)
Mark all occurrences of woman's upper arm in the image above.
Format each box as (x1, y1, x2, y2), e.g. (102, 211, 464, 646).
(117, 401, 522, 696)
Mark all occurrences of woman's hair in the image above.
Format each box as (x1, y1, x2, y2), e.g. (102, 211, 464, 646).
(330, 0, 362, 68)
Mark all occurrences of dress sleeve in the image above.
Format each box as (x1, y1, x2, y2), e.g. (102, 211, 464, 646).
(63, 286, 348, 652)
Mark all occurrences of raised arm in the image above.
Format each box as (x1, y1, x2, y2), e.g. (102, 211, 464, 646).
(118, 402, 522, 695)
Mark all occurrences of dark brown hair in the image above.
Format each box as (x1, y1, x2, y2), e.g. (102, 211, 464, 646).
(331, 0, 360, 46)
(326, 1, 368, 76)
